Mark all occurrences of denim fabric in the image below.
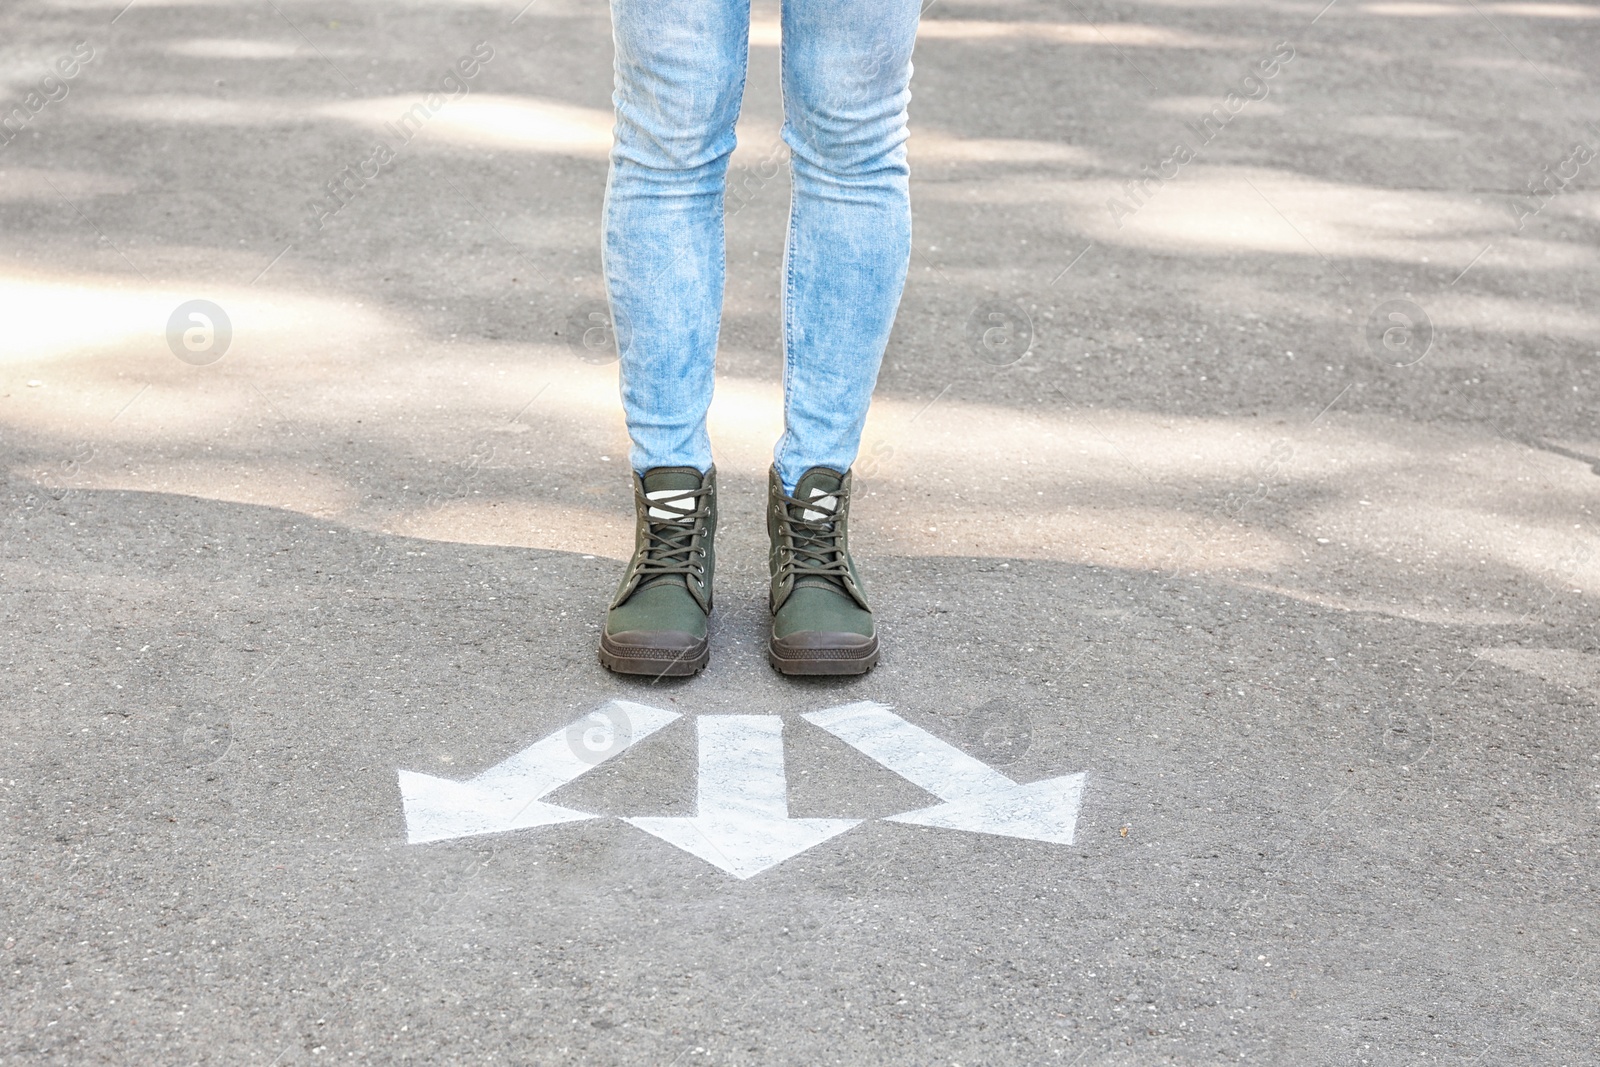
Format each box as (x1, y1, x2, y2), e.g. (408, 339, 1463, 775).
(603, 0, 920, 492)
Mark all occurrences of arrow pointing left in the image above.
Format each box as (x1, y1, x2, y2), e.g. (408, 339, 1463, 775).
(398, 700, 679, 844)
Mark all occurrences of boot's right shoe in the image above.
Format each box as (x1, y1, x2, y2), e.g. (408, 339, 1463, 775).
(599, 466, 715, 677)
(767, 465, 879, 675)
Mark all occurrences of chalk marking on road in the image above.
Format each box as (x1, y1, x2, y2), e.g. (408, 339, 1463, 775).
(627, 716, 860, 879)
(805, 701, 1086, 845)
(398, 700, 678, 844)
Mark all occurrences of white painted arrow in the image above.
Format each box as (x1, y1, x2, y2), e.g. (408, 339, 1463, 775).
(804, 701, 1086, 845)
(627, 716, 860, 879)
(398, 700, 679, 844)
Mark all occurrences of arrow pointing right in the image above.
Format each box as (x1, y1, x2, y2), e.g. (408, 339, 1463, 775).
(803, 701, 1086, 845)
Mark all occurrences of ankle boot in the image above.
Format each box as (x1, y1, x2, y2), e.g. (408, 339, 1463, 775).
(599, 466, 715, 677)
(767, 465, 878, 675)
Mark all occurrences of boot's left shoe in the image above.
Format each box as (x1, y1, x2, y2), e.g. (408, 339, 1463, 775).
(767, 465, 878, 675)
(599, 466, 716, 677)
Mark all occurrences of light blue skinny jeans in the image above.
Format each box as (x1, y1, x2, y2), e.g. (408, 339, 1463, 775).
(603, 0, 920, 492)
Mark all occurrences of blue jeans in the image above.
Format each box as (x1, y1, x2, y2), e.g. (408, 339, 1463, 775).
(604, 0, 920, 492)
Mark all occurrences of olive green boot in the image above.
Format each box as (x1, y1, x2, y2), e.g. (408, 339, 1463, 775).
(767, 465, 878, 675)
(599, 466, 715, 677)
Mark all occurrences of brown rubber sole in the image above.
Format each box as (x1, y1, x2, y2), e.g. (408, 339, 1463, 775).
(598, 631, 709, 677)
(767, 632, 879, 676)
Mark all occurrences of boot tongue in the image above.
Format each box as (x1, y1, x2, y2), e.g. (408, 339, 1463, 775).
(788, 468, 847, 593)
(641, 468, 703, 523)
(634, 468, 703, 592)
(792, 468, 843, 523)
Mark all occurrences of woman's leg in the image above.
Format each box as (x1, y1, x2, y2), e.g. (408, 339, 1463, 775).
(599, 0, 749, 678)
(764, 0, 919, 677)
(774, 0, 920, 491)
(604, 0, 751, 476)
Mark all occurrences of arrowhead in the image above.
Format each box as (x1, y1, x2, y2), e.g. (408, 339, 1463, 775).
(886, 773, 1086, 845)
(399, 770, 596, 844)
(626, 815, 861, 879)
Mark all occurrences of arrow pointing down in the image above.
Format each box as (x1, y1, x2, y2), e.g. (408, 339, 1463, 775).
(398, 700, 679, 844)
(627, 716, 860, 879)
(804, 701, 1086, 845)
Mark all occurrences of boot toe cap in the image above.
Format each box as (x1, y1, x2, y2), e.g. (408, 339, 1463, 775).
(599, 630, 709, 676)
(768, 631, 879, 675)
(604, 629, 703, 651)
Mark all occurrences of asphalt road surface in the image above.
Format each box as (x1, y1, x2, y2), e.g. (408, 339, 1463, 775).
(2, 0, 1598, 1063)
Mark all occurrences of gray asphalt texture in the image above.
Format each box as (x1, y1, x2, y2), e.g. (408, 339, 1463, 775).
(3, 0, 1599, 1064)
